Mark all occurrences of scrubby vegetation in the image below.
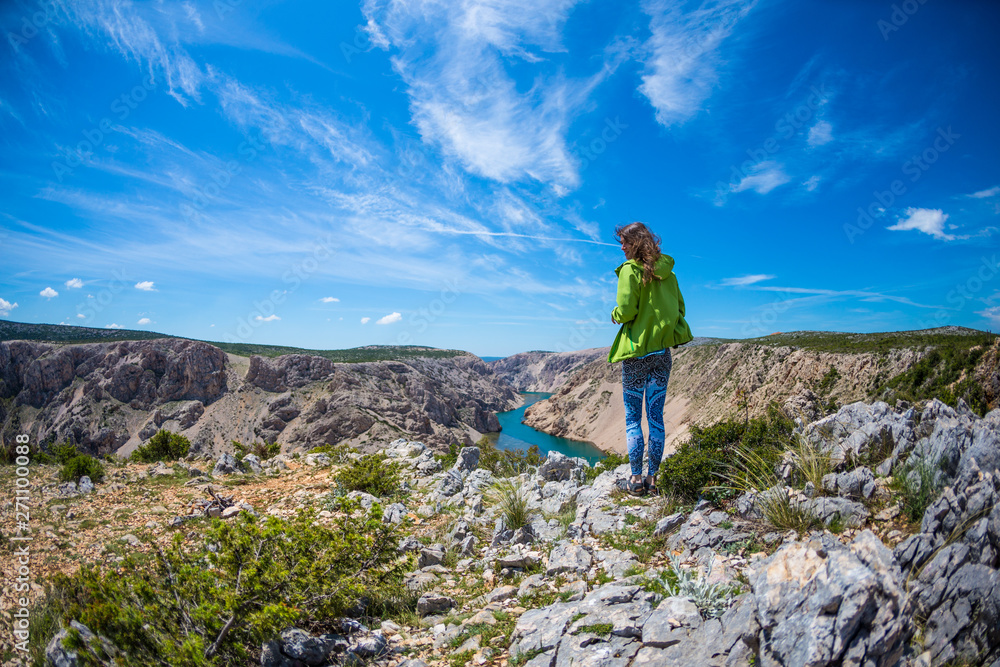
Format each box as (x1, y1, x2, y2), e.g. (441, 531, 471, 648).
(585, 452, 630, 482)
(29, 502, 412, 666)
(132, 430, 191, 463)
(488, 478, 532, 530)
(881, 342, 994, 415)
(333, 453, 402, 497)
(657, 404, 794, 502)
(232, 440, 281, 460)
(58, 454, 105, 484)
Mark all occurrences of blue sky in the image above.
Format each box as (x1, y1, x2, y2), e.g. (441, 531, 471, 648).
(1, 0, 998, 357)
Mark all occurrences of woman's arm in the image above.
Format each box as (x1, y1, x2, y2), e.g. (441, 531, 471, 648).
(611, 264, 641, 324)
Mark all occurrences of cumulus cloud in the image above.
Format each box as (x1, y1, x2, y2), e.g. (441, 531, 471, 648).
(106, 323, 122, 329)
(320, 296, 340, 303)
(40, 287, 58, 298)
(137, 317, 151, 325)
(254, 314, 280, 322)
(721, 274, 775, 287)
(77, 313, 86, 318)
(135, 281, 157, 291)
(886, 208, 960, 241)
(377, 312, 403, 325)
(0, 298, 18, 316)
(65, 278, 84, 288)
(807, 121, 833, 147)
(360, 317, 371, 324)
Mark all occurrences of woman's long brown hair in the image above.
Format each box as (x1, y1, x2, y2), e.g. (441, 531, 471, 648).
(615, 222, 662, 285)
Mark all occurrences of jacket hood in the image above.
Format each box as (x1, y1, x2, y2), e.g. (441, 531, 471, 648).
(653, 254, 675, 280)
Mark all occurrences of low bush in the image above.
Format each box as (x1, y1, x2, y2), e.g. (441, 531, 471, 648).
(892, 456, 944, 524)
(477, 436, 543, 477)
(131, 430, 190, 463)
(585, 452, 629, 481)
(658, 404, 793, 502)
(334, 453, 401, 497)
(31, 501, 412, 666)
(232, 440, 280, 460)
(59, 454, 105, 484)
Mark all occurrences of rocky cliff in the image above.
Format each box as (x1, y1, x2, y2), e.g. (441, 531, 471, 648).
(0, 338, 519, 456)
(488, 348, 609, 392)
(522, 331, 999, 454)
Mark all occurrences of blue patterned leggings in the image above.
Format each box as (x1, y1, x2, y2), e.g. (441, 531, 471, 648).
(622, 349, 673, 477)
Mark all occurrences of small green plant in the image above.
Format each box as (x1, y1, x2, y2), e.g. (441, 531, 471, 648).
(574, 622, 613, 636)
(892, 456, 944, 524)
(599, 516, 663, 563)
(477, 436, 543, 477)
(655, 553, 739, 619)
(59, 455, 105, 484)
(334, 453, 402, 498)
(585, 452, 629, 482)
(817, 365, 841, 394)
(487, 478, 531, 530)
(788, 435, 833, 491)
(51, 441, 81, 464)
(232, 440, 280, 460)
(435, 442, 461, 469)
(131, 430, 190, 463)
(721, 446, 822, 532)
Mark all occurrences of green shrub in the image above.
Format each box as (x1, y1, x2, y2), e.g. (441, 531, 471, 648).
(585, 452, 629, 482)
(488, 478, 531, 531)
(309, 443, 354, 464)
(435, 442, 461, 469)
(881, 342, 993, 415)
(131, 430, 190, 463)
(59, 455, 105, 484)
(477, 436, 543, 478)
(334, 454, 401, 497)
(892, 456, 944, 524)
(51, 441, 80, 464)
(32, 501, 411, 666)
(659, 405, 793, 502)
(232, 440, 280, 460)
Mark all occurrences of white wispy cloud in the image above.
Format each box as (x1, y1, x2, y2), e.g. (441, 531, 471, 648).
(0, 298, 18, 316)
(749, 285, 937, 309)
(254, 314, 280, 322)
(40, 286, 58, 298)
(722, 274, 775, 286)
(360, 317, 371, 324)
(886, 208, 961, 241)
(968, 185, 1000, 199)
(137, 317, 151, 325)
(320, 297, 340, 303)
(807, 120, 833, 147)
(730, 162, 790, 196)
(135, 281, 157, 291)
(377, 312, 402, 325)
(639, 0, 756, 127)
(65, 278, 84, 288)
(803, 175, 821, 192)
(364, 0, 602, 189)
(978, 306, 1000, 326)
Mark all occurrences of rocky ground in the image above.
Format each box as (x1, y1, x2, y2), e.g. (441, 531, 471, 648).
(0, 339, 519, 458)
(3, 395, 998, 666)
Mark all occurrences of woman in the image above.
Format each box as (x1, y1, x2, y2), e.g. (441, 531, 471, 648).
(609, 222, 693, 496)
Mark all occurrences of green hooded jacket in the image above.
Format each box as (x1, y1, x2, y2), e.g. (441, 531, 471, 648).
(608, 254, 693, 363)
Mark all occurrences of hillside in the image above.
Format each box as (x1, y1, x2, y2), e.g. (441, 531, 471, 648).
(0, 336, 519, 457)
(0, 319, 466, 363)
(521, 327, 999, 454)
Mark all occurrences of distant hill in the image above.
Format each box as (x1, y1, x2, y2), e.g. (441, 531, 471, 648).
(0, 320, 466, 363)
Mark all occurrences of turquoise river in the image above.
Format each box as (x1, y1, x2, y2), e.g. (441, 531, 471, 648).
(486, 392, 606, 465)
